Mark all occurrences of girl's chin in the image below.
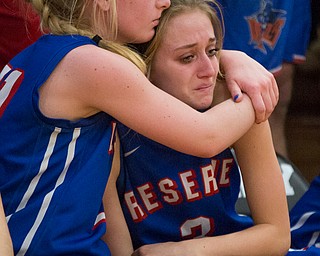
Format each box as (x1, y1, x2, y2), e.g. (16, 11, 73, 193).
(135, 30, 156, 44)
(196, 104, 212, 112)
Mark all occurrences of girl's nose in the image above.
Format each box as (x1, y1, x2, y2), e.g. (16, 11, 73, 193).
(197, 55, 217, 78)
(157, 0, 171, 10)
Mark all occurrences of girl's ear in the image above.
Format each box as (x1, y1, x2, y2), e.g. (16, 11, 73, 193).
(95, 0, 110, 11)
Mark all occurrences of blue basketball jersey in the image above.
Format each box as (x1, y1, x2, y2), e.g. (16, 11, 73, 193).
(216, 0, 311, 73)
(0, 35, 116, 255)
(287, 246, 320, 255)
(290, 175, 320, 251)
(117, 124, 253, 249)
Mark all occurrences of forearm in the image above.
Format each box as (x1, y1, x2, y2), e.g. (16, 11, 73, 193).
(0, 195, 13, 256)
(219, 50, 248, 73)
(102, 191, 134, 256)
(202, 94, 255, 157)
(179, 224, 289, 256)
(102, 135, 134, 256)
(86, 54, 254, 157)
(0, 240, 13, 256)
(219, 49, 278, 123)
(136, 224, 289, 256)
(230, 122, 290, 255)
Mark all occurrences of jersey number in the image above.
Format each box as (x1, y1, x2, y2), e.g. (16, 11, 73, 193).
(180, 216, 214, 239)
(0, 65, 24, 117)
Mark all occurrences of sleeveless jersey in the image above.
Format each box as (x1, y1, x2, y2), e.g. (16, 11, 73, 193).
(216, 0, 311, 73)
(0, 35, 116, 255)
(117, 124, 253, 249)
(287, 246, 320, 255)
(290, 175, 320, 250)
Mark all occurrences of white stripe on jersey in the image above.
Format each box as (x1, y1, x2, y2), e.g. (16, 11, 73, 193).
(6, 127, 61, 222)
(94, 212, 106, 229)
(308, 232, 320, 248)
(291, 211, 316, 231)
(17, 128, 81, 256)
(0, 66, 19, 106)
(124, 146, 141, 157)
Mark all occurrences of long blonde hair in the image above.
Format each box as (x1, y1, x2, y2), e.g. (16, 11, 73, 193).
(144, 0, 224, 77)
(25, 0, 146, 73)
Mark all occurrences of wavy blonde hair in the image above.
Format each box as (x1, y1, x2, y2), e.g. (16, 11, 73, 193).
(25, 0, 146, 73)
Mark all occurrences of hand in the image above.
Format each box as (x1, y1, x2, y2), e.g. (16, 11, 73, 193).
(220, 50, 279, 123)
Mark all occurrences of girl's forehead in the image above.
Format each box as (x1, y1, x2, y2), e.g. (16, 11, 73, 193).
(164, 11, 213, 39)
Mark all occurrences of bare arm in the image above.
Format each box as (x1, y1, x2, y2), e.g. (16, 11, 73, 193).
(230, 121, 290, 254)
(220, 50, 279, 123)
(102, 133, 134, 256)
(103, 81, 289, 256)
(0, 195, 14, 256)
(40, 45, 255, 158)
(132, 122, 290, 256)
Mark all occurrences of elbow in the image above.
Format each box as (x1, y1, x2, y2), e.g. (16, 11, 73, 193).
(282, 230, 291, 255)
(192, 133, 228, 158)
(281, 219, 291, 255)
(258, 222, 291, 255)
(193, 142, 225, 158)
(273, 227, 291, 256)
(278, 234, 291, 256)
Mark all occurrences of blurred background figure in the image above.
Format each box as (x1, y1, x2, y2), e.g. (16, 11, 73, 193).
(216, 0, 311, 159)
(286, 0, 320, 183)
(0, 0, 42, 70)
(299, 0, 320, 74)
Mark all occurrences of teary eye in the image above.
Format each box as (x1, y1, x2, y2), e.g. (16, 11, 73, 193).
(181, 54, 195, 63)
(207, 48, 219, 57)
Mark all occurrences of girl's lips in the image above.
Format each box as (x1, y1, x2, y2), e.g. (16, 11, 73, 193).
(152, 19, 160, 26)
(196, 84, 213, 90)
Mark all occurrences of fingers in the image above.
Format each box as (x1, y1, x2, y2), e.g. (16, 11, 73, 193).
(226, 80, 243, 103)
(252, 81, 278, 123)
(224, 62, 279, 123)
(227, 79, 268, 123)
(258, 73, 279, 122)
(271, 73, 279, 106)
(250, 93, 266, 123)
(250, 72, 279, 123)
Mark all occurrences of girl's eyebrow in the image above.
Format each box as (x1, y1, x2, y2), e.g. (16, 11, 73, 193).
(173, 37, 217, 52)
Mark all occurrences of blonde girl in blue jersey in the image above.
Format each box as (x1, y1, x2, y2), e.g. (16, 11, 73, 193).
(103, 0, 291, 255)
(0, 0, 280, 254)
